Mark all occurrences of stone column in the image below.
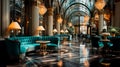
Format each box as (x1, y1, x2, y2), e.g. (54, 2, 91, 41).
(74, 25, 79, 42)
(56, 22, 60, 34)
(114, 2, 120, 27)
(47, 8, 54, 36)
(98, 11, 104, 34)
(0, 0, 1, 36)
(2, 0, 10, 38)
(31, 6, 39, 35)
(63, 20, 66, 31)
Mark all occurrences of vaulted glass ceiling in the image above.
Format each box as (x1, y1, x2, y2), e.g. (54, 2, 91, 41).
(57, 0, 95, 25)
(10, 0, 95, 25)
(10, 0, 113, 25)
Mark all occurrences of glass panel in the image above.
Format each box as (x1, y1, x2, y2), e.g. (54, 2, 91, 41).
(65, 4, 91, 19)
(60, 0, 95, 19)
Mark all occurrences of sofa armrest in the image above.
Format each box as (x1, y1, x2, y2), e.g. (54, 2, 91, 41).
(5, 39, 20, 55)
(5, 39, 20, 63)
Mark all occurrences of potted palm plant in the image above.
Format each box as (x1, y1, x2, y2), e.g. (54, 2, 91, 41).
(108, 26, 119, 37)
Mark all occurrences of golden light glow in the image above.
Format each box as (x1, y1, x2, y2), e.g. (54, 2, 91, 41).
(65, 29, 68, 33)
(39, 3, 47, 15)
(84, 15, 89, 23)
(104, 13, 110, 21)
(8, 21, 21, 30)
(57, 15, 63, 23)
(57, 60, 63, 67)
(95, 0, 106, 10)
(53, 29, 57, 33)
(68, 22, 72, 27)
(84, 60, 89, 67)
(37, 26, 45, 31)
(60, 29, 64, 33)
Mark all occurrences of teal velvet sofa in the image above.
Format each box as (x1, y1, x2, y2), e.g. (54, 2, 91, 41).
(5, 36, 60, 54)
(107, 36, 120, 51)
(55, 34, 72, 41)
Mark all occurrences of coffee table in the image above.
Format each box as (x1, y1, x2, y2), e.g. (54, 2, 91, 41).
(36, 41, 50, 56)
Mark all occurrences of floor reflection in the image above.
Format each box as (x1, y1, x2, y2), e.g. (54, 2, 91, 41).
(8, 40, 99, 67)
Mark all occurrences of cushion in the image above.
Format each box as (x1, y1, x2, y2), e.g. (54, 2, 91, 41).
(98, 41, 104, 47)
(20, 43, 40, 53)
(47, 43, 57, 47)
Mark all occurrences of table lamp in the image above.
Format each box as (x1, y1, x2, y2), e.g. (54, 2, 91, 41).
(60, 29, 64, 34)
(37, 25, 45, 36)
(8, 21, 21, 37)
(53, 29, 57, 35)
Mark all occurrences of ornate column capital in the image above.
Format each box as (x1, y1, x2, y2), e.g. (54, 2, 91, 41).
(47, 7, 54, 16)
(98, 9, 104, 15)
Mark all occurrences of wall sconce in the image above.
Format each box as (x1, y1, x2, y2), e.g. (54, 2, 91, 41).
(8, 21, 21, 36)
(37, 25, 45, 36)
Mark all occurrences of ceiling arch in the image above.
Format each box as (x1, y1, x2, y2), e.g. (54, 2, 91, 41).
(52, 0, 95, 25)
(63, 3, 91, 18)
(67, 11, 88, 21)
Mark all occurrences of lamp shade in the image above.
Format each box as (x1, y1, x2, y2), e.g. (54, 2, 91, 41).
(60, 29, 64, 33)
(37, 26, 45, 31)
(95, 0, 106, 10)
(39, 3, 47, 15)
(53, 29, 57, 33)
(8, 21, 21, 30)
(110, 28, 117, 33)
(65, 29, 68, 33)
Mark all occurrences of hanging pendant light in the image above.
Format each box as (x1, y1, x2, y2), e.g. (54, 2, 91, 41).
(95, 0, 106, 10)
(57, 14, 63, 23)
(39, 3, 47, 15)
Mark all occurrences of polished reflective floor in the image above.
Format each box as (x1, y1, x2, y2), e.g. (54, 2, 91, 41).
(7, 37, 120, 67)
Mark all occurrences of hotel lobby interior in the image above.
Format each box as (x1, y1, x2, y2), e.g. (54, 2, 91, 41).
(0, 0, 120, 67)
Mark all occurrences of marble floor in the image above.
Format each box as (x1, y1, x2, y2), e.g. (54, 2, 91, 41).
(6, 38, 120, 67)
